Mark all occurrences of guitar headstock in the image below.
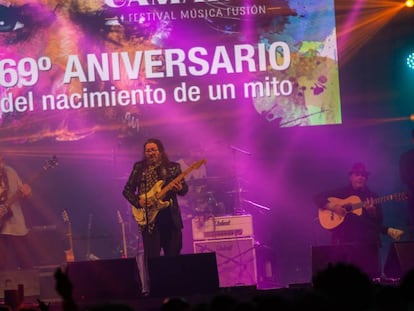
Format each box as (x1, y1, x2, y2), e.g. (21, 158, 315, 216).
(62, 209, 71, 224)
(43, 156, 59, 171)
(394, 191, 409, 201)
(117, 210, 124, 224)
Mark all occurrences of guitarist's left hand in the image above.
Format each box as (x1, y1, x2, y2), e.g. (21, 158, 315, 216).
(171, 181, 183, 192)
(19, 184, 32, 198)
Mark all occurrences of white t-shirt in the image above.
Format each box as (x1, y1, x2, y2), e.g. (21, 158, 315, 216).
(0, 165, 29, 236)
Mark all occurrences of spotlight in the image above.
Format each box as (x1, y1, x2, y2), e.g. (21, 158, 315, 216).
(407, 52, 414, 70)
(406, 0, 414, 7)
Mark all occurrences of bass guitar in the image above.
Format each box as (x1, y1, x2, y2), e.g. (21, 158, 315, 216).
(132, 159, 207, 229)
(0, 156, 58, 227)
(318, 191, 408, 230)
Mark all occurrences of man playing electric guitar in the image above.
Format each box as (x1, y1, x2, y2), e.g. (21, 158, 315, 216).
(122, 138, 190, 296)
(314, 162, 405, 278)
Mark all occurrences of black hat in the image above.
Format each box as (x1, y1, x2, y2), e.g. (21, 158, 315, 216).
(349, 162, 370, 177)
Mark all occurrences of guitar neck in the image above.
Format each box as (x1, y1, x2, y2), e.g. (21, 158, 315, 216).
(121, 223, 127, 258)
(158, 168, 193, 199)
(355, 192, 406, 210)
(4, 157, 58, 208)
(68, 225, 74, 250)
(373, 193, 399, 205)
(117, 210, 128, 258)
(155, 159, 206, 200)
(159, 173, 185, 199)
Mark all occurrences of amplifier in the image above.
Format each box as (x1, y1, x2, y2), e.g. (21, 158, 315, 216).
(194, 237, 257, 288)
(0, 270, 40, 298)
(192, 214, 253, 240)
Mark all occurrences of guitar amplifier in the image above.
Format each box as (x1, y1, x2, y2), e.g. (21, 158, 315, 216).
(194, 237, 257, 288)
(0, 270, 40, 298)
(192, 214, 253, 240)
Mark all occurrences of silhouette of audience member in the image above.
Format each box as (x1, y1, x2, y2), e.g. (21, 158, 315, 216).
(53, 266, 137, 311)
(87, 303, 135, 311)
(32, 262, 414, 311)
(161, 297, 190, 311)
(54, 266, 79, 311)
(208, 294, 239, 311)
(312, 262, 374, 311)
(252, 293, 292, 311)
(371, 284, 407, 311)
(399, 268, 414, 309)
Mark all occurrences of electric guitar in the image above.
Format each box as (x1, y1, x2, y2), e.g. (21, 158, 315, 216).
(0, 156, 58, 227)
(132, 159, 207, 229)
(318, 191, 408, 230)
(62, 209, 75, 262)
(117, 210, 128, 258)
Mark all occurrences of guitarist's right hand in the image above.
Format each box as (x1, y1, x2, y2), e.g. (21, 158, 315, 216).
(19, 184, 32, 198)
(326, 203, 346, 217)
(138, 197, 153, 209)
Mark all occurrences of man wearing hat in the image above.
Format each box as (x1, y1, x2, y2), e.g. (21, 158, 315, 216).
(399, 128, 414, 240)
(314, 162, 404, 278)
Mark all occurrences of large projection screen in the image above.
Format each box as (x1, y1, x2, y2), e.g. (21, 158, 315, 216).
(1, 0, 341, 144)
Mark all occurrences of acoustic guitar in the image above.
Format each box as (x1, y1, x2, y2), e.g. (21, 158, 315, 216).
(131, 159, 206, 229)
(318, 191, 408, 230)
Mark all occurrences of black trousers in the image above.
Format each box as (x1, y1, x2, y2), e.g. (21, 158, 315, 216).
(0, 234, 33, 270)
(142, 225, 182, 258)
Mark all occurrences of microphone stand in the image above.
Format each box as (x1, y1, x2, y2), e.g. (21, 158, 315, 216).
(139, 168, 150, 295)
(143, 169, 149, 234)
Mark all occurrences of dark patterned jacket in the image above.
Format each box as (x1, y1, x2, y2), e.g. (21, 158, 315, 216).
(123, 160, 188, 230)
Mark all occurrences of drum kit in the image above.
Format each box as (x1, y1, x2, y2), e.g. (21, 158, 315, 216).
(180, 144, 272, 217)
(181, 176, 270, 218)
(181, 175, 249, 217)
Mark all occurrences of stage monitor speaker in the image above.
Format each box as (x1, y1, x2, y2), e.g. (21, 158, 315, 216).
(194, 237, 257, 288)
(311, 244, 380, 279)
(384, 241, 414, 279)
(67, 258, 140, 301)
(147, 253, 219, 297)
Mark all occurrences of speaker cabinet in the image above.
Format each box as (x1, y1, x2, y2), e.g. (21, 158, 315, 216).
(147, 253, 219, 297)
(67, 258, 140, 301)
(311, 244, 380, 278)
(384, 242, 414, 278)
(194, 237, 257, 288)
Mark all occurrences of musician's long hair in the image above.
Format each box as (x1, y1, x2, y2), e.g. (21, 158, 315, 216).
(143, 138, 170, 167)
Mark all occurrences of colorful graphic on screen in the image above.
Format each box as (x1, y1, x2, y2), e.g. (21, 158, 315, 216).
(0, 0, 341, 144)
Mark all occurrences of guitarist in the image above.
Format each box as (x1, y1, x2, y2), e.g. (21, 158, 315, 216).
(399, 128, 414, 240)
(314, 162, 404, 278)
(0, 153, 33, 271)
(122, 138, 189, 295)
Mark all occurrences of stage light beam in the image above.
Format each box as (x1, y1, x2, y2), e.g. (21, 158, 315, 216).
(407, 52, 414, 70)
